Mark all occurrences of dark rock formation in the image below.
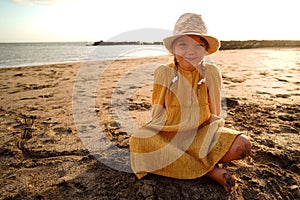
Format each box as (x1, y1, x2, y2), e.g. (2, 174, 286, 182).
(90, 40, 300, 49)
(220, 40, 300, 50)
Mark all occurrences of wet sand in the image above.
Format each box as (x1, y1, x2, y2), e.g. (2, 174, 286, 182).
(0, 48, 299, 199)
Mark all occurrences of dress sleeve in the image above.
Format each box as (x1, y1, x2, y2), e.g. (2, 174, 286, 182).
(206, 64, 222, 117)
(151, 65, 170, 119)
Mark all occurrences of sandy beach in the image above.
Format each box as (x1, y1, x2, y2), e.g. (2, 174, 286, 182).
(0, 48, 299, 199)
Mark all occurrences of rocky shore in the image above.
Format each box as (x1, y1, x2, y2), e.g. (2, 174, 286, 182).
(0, 48, 299, 199)
(220, 40, 300, 50)
(90, 40, 300, 50)
(90, 40, 163, 46)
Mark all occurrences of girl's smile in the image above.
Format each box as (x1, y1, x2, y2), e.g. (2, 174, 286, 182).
(173, 35, 208, 71)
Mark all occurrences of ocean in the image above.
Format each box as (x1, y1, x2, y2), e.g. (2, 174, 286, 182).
(0, 42, 168, 68)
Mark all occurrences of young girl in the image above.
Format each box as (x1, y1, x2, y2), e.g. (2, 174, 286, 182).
(130, 13, 251, 193)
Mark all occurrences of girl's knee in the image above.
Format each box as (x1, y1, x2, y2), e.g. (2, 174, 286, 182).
(241, 134, 251, 150)
(237, 134, 251, 158)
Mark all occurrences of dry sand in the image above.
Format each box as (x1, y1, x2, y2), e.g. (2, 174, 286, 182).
(0, 48, 299, 199)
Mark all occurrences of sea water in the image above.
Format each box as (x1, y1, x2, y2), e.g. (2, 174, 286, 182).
(0, 42, 167, 68)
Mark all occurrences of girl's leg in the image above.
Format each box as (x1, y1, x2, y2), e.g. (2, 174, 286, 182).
(205, 167, 236, 192)
(205, 134, 251, 192)
(219, 134, 251, 163)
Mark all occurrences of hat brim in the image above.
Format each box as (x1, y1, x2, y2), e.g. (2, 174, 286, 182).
(163, 33, 220, 55)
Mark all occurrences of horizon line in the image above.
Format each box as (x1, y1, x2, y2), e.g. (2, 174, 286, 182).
(0, 39, 300, 43)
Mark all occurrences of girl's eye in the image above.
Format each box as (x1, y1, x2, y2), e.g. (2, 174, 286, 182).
(178, 42, 187, 47)
(195, 44, 206, 50)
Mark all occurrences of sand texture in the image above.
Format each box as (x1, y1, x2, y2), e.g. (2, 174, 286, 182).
(0, 48, 299, 199)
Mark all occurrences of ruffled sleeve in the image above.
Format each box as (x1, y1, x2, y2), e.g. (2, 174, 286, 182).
(151, 65, 173, 119)
(205, 64, 222, 117)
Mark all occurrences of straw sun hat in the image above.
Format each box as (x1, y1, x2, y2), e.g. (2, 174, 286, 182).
(163, 13, 220, 55)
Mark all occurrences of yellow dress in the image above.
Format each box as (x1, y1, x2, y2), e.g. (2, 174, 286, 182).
(129, 62, 239, 179)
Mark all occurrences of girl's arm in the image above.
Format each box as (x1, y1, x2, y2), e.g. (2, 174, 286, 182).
(151, 65, 170, 120)
(206, 64, 222, 117)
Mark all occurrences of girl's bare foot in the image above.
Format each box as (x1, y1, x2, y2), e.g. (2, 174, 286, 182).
(206, 167, 237, 193)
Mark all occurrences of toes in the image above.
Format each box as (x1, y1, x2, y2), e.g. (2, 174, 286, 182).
(206, 167, 238, 193)
(223, 172, 237, 193)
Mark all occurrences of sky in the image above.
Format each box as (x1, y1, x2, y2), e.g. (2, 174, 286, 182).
(0, 0, 299, 42)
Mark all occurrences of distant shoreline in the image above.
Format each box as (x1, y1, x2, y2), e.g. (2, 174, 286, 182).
(219, 40, 300, 50)
(90, 40, 300, 50)
(89, 40, 163, 46)
(1, 40, 299, 50)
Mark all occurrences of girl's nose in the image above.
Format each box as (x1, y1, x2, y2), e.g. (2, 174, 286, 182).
(185, 47, 196, 55)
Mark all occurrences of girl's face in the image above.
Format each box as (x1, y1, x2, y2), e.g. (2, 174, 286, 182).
(173, 35, 208, 71)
